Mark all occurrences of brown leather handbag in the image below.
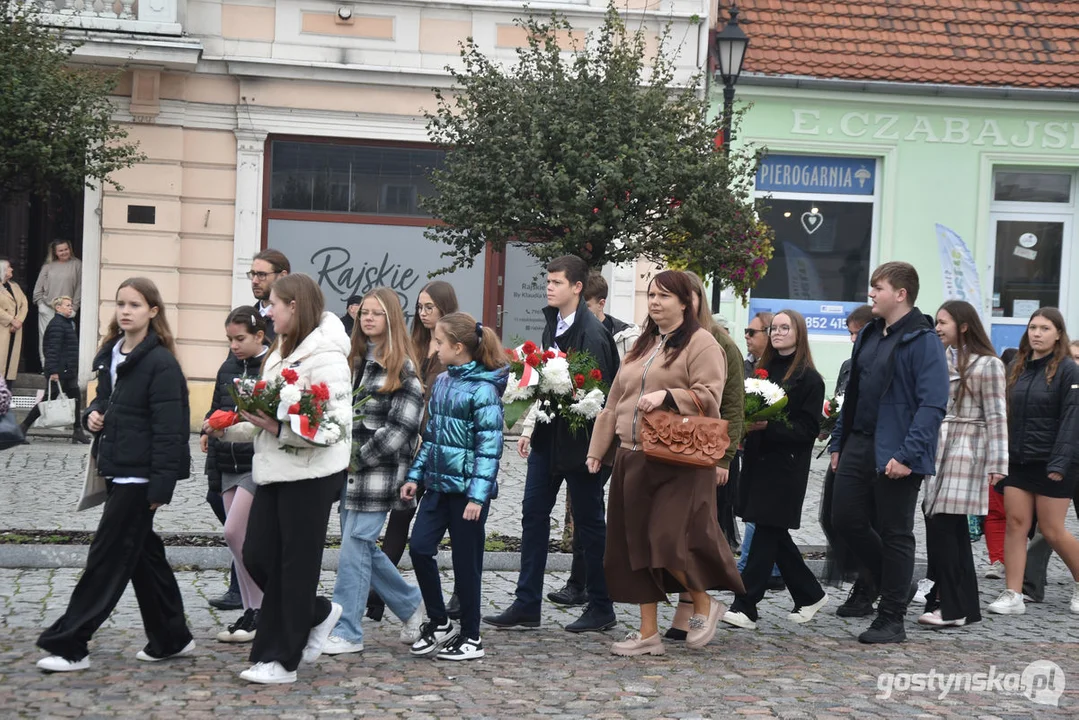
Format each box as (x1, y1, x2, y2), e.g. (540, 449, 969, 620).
(640, 392, 730, 468)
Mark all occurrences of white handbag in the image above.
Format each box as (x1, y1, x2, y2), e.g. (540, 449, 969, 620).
(37, 380, 76, 429)
(76, 453, 107, 511)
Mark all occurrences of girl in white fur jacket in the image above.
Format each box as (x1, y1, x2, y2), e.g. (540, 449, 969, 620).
(210, 273, 353, 685)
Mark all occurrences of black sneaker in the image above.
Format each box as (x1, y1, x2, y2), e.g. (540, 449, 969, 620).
(547, 584, 588, 607)
(858, 615, 906, 644)
(564, 606, 616, 633)
(447, 593, 462, 620)
(436, 635, 485, 661)
(482, 604, 541, 629)
(208, 589, 243, 611)
(217, 608, 258, 643)
(767, 576, 786, 592)
(410, 619, 459, 657)
(664, 628, 688, 641)
(836, 581, 877, 618)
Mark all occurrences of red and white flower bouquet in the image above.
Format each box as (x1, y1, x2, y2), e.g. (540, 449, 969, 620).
(503, 341, 608, 433)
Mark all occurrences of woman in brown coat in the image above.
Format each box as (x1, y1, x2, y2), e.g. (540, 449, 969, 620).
(0, 258, 30, 381)
(586, 270, 743, 657)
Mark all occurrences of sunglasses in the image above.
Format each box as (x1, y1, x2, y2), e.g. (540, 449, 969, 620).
(744, 328, 767, 338)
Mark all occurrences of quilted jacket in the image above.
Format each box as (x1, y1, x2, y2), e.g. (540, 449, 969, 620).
(407, 361, 508, 505)
(1008, 353, 1079, 475)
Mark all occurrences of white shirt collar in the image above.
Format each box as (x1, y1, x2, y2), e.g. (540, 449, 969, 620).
(557, 311, 576, 330)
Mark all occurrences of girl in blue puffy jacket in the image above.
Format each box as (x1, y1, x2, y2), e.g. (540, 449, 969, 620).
(402, 312, 508, 661)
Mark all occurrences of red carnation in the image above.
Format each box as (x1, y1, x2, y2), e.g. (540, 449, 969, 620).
(589, 368, 603, 381)
(253, 380, 267, 394)
(754, 369, 769, 380)
(525, 354, 541, 368)
(574, 373, 586, 388)
(311, 383, 331, 402)
(281, 368, 299, 384)
(522, 340, 539, 354)
(544, 350, 556, 360)
(207, 410, 238, 431)
(288, 402, 301, 415)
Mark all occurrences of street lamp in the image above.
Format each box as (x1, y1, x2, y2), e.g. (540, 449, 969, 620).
(711, 2, 749, 312)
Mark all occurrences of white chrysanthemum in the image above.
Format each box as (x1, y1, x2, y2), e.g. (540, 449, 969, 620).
(502, 374, 534, 403)
(539, 356, 573, 396)
(569, 388, 606, 420)
(322, 422, 342, 444)
(745, 377, 786, 406)
(535, 407, 554, 423)
(834, 394, 844, 412)
(279, 384, 302, 405)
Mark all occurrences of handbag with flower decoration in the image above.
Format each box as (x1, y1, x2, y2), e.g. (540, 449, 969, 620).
(640, 392, 730, 469)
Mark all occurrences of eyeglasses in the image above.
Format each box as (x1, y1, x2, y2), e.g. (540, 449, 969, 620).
(246, 270, 278, 281)
(744, 328, 765, 338)
(359, 310, 386, 318)
(769, 325, 792, 335)
(417, 303, 438, 315)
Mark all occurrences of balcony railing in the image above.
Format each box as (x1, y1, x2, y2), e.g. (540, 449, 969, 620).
(34, 0, 182, 36)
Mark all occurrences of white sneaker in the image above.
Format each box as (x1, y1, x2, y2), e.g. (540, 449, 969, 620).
(436, 636, 485, 661)
(239, 661, 297, 684)
(720, 610, 757, 630)
(321, 635, 365, 655)
(136, 639, 195, 662)
(400, 601, 425, 645)
(411, 619, 459, 657)
(788, 594, 829, 624)
(917, 609, 966, 627)
(1070, 583, 1079, 614)
(301, 602, 343, 664)
(37, 655, 90, 673)
(987, 589, 1026, 615)
(984, 561, 1005, 579)
(913, 578, 934, 605)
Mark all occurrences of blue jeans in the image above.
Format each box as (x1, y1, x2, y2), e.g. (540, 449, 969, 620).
(332, 507, 422, 644)
(516, 446, 613, 614)
(738, 522, 781, 578)
(410, 491, 489, 641)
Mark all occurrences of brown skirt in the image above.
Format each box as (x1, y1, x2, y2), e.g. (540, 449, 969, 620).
(605, 447, 745, 604)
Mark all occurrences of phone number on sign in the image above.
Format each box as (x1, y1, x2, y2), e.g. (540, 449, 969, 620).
(805, 316, 848, 332)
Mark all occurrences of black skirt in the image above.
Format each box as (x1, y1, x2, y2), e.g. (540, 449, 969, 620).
(999, 462, 1077, 499)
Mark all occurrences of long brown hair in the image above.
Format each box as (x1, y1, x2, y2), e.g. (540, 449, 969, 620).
(410, 281, 458, 360)
(99, 277, 178, 357)
(269, 273, 325, 360)
(437, 312, 508, 370)
(758, 309, 815, 384)
(626, 270, 701, 368)
(938, 300, 997, 407)
(349, 286, 419, 393)
(1008, 307, 1071, 390)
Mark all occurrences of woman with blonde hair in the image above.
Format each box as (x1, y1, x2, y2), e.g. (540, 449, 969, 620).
(322, 286, 426, 656)
(0, 258, 29, 381)
(37, 278, 193, 672)
(586, 270, 742, 657)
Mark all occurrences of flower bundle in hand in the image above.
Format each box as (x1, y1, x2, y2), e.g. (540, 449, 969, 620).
(744, 368, 789, 425)
(503, 341, 608, 433)
(820, 394, 844, 436)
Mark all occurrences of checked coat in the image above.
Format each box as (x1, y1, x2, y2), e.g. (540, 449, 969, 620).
(922, 353, 1008, 517)
(343, 354, 424, 514)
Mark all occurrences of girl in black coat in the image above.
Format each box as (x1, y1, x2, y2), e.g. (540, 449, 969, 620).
(36, 277, 193, 673)
(19, 296, 90, 443)
(204, 307, 269, 643)
(723, 309, 829, 629)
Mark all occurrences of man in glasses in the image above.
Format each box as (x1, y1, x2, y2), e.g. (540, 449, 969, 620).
(247, 249, 290, 342)
(340, 295, 362, 337)
(742, 311, 774, 378)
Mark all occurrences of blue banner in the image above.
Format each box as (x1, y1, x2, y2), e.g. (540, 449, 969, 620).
(748, 298, 867, 336)
(756, 155, 875, 196)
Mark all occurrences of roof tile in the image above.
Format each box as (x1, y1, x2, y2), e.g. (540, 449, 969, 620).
(733, 0, 1079, 88)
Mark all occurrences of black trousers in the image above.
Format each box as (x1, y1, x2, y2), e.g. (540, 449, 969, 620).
(38, 483, 192, 661)
(410, 491, 490, 640)
(923, 513, 982, 623)
(818, 463, 870, 586)
(831, 433, 923, 619)
(716, 453, 742, 551)
(22, 378, 82, 435)
(731, 523, 825, 621)
(243, 471, 344, 671)
(565, 465, 612, 591)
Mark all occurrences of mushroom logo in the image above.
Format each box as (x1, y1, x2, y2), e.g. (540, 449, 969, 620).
(855, 167, 872, 188)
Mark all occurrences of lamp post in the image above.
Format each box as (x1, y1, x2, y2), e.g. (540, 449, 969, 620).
(710, 2, 749, 313)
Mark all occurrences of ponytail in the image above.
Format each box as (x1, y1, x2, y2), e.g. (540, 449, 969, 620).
(437, 312, 508, 371)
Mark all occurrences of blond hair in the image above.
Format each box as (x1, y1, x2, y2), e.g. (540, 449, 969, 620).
(51, 295, 73, 310)
(349, 287, 420, 394)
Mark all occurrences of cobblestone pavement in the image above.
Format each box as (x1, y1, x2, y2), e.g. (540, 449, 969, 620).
(1, 568, 1078, 717)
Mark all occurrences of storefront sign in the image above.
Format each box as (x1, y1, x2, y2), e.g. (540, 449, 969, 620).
(501, 243, 548, 343)
(756, 154, 875, 195)
(748, 297, 866, 336)
(266, 219, 485, 322)
(791, 109, 1079, 149)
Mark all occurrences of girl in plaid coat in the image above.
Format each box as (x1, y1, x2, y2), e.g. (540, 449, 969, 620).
(920, 301, 1007, 628)
(323, 287, 426, 656)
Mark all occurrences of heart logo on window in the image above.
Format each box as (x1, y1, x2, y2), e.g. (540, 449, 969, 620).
(801, 212, 823, 234)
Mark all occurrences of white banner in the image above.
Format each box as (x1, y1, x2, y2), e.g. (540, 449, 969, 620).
(935, 223, 983, 310)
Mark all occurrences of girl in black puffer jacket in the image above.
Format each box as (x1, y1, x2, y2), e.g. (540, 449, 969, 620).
(204, 307, 269, 643)
(988, 307, 1079, 617)
(36, 277, 193, 673)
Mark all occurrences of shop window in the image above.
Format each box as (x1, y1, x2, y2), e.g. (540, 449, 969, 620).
(270, 140, 444, 217)
(750, 154, 878, 335)
(993, 171, 1071, 204)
